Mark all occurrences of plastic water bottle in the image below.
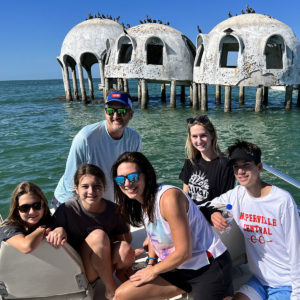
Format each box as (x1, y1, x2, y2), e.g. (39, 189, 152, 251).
(220, 204, 233, 234)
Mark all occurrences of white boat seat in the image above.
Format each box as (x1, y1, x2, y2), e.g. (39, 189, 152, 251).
(0, 240, 93, 299)
(214, 218, 248, 267)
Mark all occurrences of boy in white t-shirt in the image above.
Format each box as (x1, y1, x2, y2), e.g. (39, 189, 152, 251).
(208, 140, 300, 300)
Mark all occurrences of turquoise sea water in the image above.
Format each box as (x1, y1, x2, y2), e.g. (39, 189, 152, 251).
(0, 79, 299, 218)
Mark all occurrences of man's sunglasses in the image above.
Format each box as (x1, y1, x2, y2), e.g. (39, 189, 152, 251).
(105, 107, 130, 117)
(187, 115, 209, 124)
(18, 202, 43, 213)
(114, 173, 139, 186)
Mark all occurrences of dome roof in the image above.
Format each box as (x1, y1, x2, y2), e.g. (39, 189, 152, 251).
(58, 19, 123, 63)
(105, 23, 195, 82)
(194, 14, 300, 86)
(211, 14, 295, 35)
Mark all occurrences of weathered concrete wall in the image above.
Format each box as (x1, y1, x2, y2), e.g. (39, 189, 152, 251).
(194, 14, 300, 87)
(105, 23, 195, 83)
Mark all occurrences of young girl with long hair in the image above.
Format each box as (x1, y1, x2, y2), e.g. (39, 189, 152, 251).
(180, 115, 235, 210)
(0, 181, 55, 253)
(50, 163, 135, 300)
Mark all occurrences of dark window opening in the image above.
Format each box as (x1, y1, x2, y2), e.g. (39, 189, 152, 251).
(265, 41, 283, 69)
(118, 44, 132, 64)
(185, 38, 196, 58)
(220, 42, 239, 68)
(195, 46, 204, 66)
(147, 44, 163, 65)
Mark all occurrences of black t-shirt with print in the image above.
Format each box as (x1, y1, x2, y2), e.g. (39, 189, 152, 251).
(179, 156, 235, 206)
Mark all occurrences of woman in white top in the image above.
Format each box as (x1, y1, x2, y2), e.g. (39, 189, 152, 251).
(112, 152, 233, 300)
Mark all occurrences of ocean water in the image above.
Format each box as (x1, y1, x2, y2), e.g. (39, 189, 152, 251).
(0, 79, 299, 218)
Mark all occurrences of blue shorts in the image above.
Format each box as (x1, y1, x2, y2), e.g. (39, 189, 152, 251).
(237, 276, 292, 300)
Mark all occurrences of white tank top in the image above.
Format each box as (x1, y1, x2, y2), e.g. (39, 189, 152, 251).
(143, 185, 226, 270)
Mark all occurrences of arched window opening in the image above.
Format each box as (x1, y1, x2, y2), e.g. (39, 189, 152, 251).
(65, 56, 76, 70)
(81, 53, 98, 70)
(265, 36, 284, 69)
(118, 37, 132, 64)
(220, 35, 239, 68)
(195, 45, 204, 67)
(146, 37, 163, 65)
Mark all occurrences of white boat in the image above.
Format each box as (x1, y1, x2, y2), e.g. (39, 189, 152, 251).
(0, 163, 299, 300)
(0, 217, 251, 300)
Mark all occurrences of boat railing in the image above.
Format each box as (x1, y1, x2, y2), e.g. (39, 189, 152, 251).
(262, 162, 300, 213)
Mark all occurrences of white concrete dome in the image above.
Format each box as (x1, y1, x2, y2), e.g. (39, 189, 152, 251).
(58, 18, 123, 66)
(105, 23, 195, 83)
(194, 13, 300, 86)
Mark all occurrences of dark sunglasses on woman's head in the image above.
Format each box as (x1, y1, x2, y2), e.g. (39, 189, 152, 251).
(105, 107, 130, 117)
(114, 173, 139, 186)
(186, 115, 209, 124)
(18, 202, 43, 213)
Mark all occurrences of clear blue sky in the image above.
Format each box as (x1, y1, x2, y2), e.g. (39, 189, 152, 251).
(1, 0, 300, 81)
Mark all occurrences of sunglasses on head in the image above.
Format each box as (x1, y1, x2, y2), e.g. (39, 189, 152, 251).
(18, 202, 43, 213)
(186, 115, 209, 124)
(114, 173, 139, 186)
(105, 107, 130, 117)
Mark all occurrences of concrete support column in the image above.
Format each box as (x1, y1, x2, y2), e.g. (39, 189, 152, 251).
(99, 60, 105, 87)
(138, 80, 142, 104)
(78, 64, 87, 103)
(197, 84, 201, 106)
(224, 86, 231, 112)
(239, 86, 245, 105)
(180, 86, 185, 103)
(87, 69, 94, 100)
(215, 85, 221, 106)
(123, 79, 129, 93)
(285, 85, 293, 110)
(117, 78, 123, 90)
(71, 68, 79, 99)
(104, 78, 109, 100)
(192, 82, 198, 110)
(141, 79, 148, 109)
(255, 86, 263, 112)
(189, 85, 193, 106)
(161, 84, 166, 103)
(263, 86, 268, 106)
(62, 66, 72, 101)
(201, 83, 208, 111)
(170, 80, 176, 108)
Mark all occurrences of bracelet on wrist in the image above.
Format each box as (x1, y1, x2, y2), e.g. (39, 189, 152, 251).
(146, 257, 158, 264)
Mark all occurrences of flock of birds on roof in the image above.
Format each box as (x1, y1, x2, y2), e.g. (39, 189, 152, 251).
(85, 13, 170, 28)
(85, 5, 272, 36)
(139, 15, 170, 26)
(86, 12, 131, 29)
(228, 4, 255, 18)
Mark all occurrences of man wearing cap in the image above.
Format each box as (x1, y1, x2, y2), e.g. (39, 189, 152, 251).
(207, 140, 300, 300)
(53, 90, 141, 207)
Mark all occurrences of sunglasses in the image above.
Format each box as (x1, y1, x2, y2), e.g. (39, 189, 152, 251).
(114, 173, 139, 186)
(187, 115, 209, 124)
(105, 107, 130, 117)
(18, 202, 43, 213)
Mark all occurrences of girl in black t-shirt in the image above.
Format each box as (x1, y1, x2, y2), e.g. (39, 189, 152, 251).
(179, 115, 235, 209)
(49, 163, 134, 300)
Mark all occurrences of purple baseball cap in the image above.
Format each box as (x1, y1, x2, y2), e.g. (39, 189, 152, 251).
(106, 92, 132, 108)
